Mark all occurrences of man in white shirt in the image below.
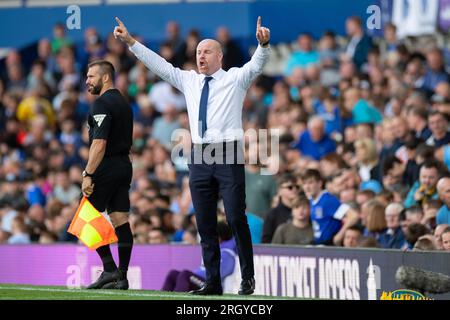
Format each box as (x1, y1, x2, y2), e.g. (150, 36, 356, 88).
(114, 16, 270, 295)
(343, 16, 373, 70)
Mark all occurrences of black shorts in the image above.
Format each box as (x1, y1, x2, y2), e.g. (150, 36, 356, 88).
(88, 155, 132, 214)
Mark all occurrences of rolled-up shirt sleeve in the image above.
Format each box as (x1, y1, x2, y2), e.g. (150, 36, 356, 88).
(129, 41, 190, 93)
(235, 44, 270, 90)
(333, 203, 351, 220)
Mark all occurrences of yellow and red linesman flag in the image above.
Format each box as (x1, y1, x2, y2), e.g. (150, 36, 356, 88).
(68, 197, 118, 250)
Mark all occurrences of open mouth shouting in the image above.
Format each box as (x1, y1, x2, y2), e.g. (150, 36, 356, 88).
(198, 60, 207, 71)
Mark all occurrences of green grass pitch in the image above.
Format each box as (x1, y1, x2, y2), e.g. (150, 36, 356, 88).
(0, 284, 300, 300)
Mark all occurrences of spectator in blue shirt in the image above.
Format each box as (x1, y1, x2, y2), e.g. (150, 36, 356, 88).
(422, 48, 450, 93)
(246, 212, 263, 244)
(445, 144, 450, 170)
(437, 177, 450, 225)
(406, 106, 432, 141)
(404, 160, 442, 208)
(343, 87, 382, 126)
(378, 203, 407, 249)
(315, 88, 342, 137)
(302, 169, 359, 245)
(284, 33, 320, 76)
(294, 116, 336, 161)
(426, 111, 450, 148)
(436, 144, 450, 171)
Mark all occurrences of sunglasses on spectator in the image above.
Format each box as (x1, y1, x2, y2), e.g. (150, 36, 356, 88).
(282, 184, 300, 190)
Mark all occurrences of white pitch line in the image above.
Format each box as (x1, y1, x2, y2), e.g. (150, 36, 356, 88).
(0, 286, 275, 300)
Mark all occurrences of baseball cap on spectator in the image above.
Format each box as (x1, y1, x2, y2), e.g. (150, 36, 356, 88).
(360, 179, 382, 194)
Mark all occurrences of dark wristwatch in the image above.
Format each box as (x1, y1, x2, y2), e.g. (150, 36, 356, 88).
(82, 170, 94, 179)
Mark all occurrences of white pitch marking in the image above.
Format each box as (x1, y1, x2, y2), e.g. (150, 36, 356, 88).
(0, 285, 274, 300)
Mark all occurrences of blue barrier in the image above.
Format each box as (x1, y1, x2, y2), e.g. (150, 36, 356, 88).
(0, 0, 375, 49)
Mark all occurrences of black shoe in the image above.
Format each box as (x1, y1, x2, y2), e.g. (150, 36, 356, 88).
(101, 269, 129, 290)
(238, 278, 255, 295)
(189, 284, 223, 295)
(87, 270, 119, 289)
(102, 279, 129, 290)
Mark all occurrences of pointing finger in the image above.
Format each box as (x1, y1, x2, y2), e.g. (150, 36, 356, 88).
(115, 17, 124, 26)
(256, 16, 261, 31)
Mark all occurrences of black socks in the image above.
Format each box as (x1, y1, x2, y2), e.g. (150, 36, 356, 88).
(96, 245, 117, 272)
(115, 222, 134, 276)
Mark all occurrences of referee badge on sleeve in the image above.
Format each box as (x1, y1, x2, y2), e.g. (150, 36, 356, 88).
(93, 114, 106, 127)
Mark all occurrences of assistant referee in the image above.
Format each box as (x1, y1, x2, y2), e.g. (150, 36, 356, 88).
(82, 60, 134, 290)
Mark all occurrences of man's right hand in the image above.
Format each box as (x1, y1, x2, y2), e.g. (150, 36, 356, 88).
(114, 17, 135, 47)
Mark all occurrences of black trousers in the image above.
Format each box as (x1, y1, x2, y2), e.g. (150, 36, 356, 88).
(188, 141, 254, 286)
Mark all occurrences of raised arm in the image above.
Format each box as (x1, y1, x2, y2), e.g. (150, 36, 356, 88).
(113, 17, 136, 47)
(113, 17, 188, 92)
(256, 16, 270, 47)
(333, 208, 359, 246)
(236, 16, 271, 90)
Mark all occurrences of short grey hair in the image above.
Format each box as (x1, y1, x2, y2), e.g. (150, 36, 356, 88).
(385, 203, 403, 216)
(307, 116, 324, 128)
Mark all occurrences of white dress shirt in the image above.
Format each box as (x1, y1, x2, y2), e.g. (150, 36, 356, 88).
(129, 41, 270, 144)
(345, 35, 362, 59)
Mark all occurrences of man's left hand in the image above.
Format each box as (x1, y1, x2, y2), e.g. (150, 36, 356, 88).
(82, 177, 95, 197)
(256, 16, 270, 46)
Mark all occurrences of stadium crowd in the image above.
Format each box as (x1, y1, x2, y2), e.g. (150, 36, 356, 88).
(0, 16, 450, 252)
